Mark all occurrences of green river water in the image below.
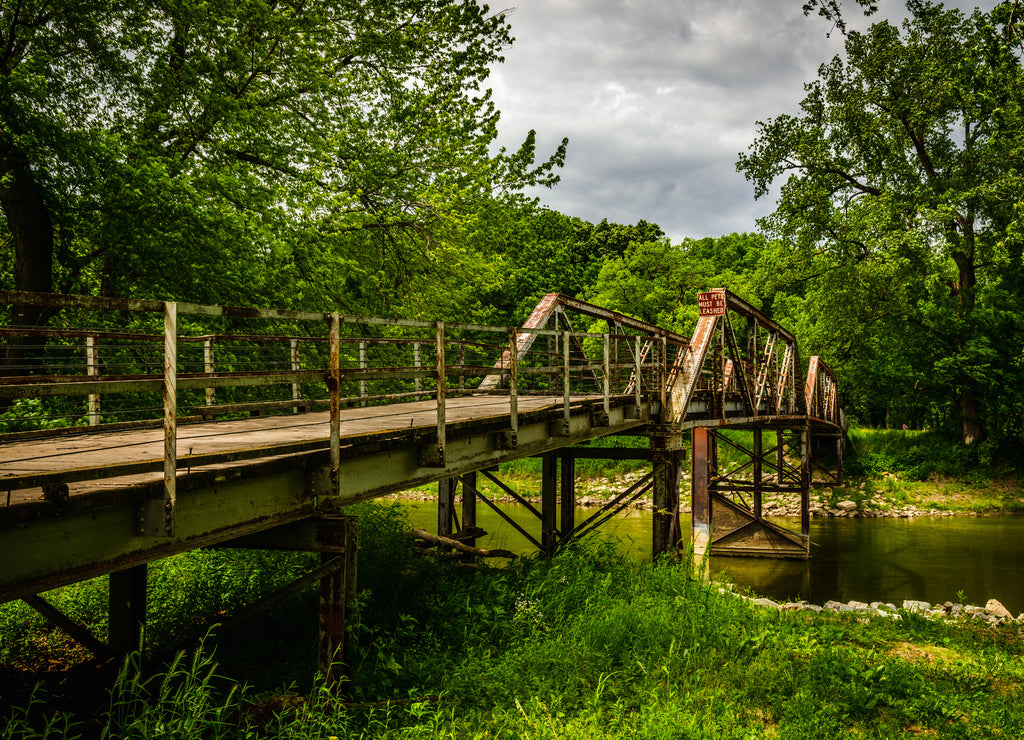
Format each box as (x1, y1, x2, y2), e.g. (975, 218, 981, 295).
(397, 498, 1024, 614)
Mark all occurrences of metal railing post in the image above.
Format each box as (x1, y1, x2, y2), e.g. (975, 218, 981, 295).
(562, 328, 571, 433)
(86, 335, 99, 426)
(203, 337, 215, 407)
(509, 327, 518, 447)
(634, 335, 642, 413)
(162, 301, 177, 536)
(290, 337, 300, 413)
(602, 333, 610, 419)
(358, 340, 367, 407)
(435, 322, 446, 465)
(413, 342, 422, 394)
(330, 313, 341, 498)
(459, 343, 465, 393)
(660, 337, 668, 412)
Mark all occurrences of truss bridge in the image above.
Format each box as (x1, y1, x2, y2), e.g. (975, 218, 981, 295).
(0, 288, 844, 676)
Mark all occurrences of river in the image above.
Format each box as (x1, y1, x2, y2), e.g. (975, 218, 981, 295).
(396, 498, 1024, 614)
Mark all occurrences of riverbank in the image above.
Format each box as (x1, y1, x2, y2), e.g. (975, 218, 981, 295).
(4, 515, 1023, 738)
(393, 467, 1024, 518)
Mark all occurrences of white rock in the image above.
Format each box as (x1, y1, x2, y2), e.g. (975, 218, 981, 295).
(902, 600, 931, 613)
(985, 599, 1013, 620)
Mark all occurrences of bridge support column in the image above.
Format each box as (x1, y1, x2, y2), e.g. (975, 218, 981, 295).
(541, 452, 558, 555)
(836, 436, 844, 486)
(438, 477, 457, 537)
(560, 453, 576, 546)
(651, 434, 684, 559)
(461, 472, 477, 547)
(690, 427, 712, 576)
(108, 564, 147, 656)
(318, 516, 358, 686)
(752, 429, 763, 519)
(801, 427, 811, 544)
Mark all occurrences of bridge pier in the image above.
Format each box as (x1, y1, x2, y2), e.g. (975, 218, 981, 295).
(208, 515, 359, 685)
(690, 426, 812, 561)
(541, 452, 558, 556)
(108, 564, 148, 656)
(690, 428, 713, 571)
(651, 433, 685, 559)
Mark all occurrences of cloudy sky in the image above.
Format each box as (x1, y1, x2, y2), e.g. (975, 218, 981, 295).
(487, 0, 991, 242)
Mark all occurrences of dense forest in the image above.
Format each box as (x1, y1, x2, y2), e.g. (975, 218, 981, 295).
(1, 0, 1022, 457)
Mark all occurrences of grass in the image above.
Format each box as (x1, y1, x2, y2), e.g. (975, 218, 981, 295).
(4, 501, 1024, 738)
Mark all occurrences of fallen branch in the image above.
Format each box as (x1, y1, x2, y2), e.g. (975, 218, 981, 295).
(408, 528, 517, 559)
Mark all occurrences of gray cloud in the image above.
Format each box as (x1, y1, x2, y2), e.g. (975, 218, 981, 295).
(489, 0, 992, 242)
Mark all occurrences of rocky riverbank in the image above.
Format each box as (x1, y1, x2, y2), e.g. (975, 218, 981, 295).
(734, 589, 1024, 627)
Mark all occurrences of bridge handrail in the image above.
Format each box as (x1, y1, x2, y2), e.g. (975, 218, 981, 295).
(1, 291, 670, 534)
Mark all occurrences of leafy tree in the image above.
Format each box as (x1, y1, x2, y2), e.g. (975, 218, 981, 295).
(738, 1, 1024, 446)
(589, 232, 767, 333)
(803, 0, 878, 34)
(0, 0, 566, 322)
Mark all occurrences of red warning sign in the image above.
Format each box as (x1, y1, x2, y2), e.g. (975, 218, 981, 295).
(697, 292, 726, 317)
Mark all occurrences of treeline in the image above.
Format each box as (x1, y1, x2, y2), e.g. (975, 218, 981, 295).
(1, 1, 1022, 458)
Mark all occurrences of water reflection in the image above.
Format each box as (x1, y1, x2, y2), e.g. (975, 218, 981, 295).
(395, 498, 1024, 614)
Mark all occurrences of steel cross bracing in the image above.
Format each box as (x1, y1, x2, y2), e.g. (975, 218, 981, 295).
(0, 288, 844, 667)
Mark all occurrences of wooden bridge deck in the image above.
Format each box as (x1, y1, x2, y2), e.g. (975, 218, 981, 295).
(0, 394, 611, 511)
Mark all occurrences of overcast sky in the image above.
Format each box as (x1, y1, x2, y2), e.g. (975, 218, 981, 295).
(488, 0, 992, 242)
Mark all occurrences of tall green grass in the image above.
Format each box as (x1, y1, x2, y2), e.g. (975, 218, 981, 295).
(4, 501, 1024, 738)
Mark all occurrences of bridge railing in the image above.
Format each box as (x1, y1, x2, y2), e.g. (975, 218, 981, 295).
(805, 356, 841, 427)
(0, 291, 672, 534)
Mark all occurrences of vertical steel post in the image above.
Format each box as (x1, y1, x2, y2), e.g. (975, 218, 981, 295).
(801, 427, 811, 548)
(459, 343, 465, 393)
(753, 428, 763, 519)
(691, 427, 711, 576)
(541, 453, 558, 555)
(108, 564, 147, 656)
(413, 342, 422, 395)
(560, 452, 575, 546)
(358, 340, 367, 407)
(660, 336, 668, 413)
(438, 478, 456, 536)
(561, 328, 571, 434)
(86, 335, 99, 426)
(318, 516, 357, 686)
(634, 335, 642, 414)
(602, 333, 610, 418)
(652, 435, 683, 558)
(776, 429, 785, 484)
(435, 322, 446, 465)
(291, 337, 300, 412)
(162, 301, 177, 537)
(508, 327, 518, 447)
(329, 313, 341, 500)
(462, 471, 477, 547)
(204, 337, 215, 407)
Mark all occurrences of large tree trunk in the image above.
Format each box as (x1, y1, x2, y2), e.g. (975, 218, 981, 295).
(0, 145, 55, 377)
(0, 146, 54, 311)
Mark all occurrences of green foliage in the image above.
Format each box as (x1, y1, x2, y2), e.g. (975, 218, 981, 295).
(589, 232, 767, 334)
(845, 427, 995, 481)
(738, 1, 1024, 447)
(0, 0, 565, 314)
